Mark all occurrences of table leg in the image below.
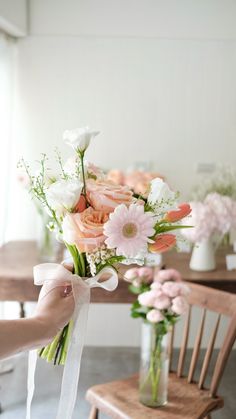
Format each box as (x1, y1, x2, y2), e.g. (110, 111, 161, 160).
(19, 302, 25, 318)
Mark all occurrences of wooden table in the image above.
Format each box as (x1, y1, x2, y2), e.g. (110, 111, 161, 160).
(0, 241, 236, 307)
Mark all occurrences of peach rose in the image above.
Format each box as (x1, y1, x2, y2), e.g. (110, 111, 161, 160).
(62, 207, 109, 253)
(87, 179, 133, 213)
(106, 170, 125, 185)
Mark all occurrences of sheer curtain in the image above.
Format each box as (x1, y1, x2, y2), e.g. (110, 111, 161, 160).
(0, 32, 17, 319)
(0, 32, 16, 246)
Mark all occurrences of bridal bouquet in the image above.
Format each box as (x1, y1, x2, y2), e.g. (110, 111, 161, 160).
(19, 127, 191, 366)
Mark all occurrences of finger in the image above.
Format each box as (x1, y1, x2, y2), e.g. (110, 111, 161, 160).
(61, 261, 74, 272)
(61, 285, 72, 297)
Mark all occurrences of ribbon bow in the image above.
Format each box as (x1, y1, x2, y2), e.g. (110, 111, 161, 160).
(27, 263, 118, 419)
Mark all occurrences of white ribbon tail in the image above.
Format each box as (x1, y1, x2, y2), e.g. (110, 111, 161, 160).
(27, 263, 119, 419)
(26, 350, 37, 419)
(56, 279, 90, 419)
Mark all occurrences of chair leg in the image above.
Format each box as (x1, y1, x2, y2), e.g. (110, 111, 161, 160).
(88, 406, 99, 419)
(19, 302, 25, 318)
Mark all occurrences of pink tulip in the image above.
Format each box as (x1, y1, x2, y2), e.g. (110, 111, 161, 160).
(149, 234, 176, 253)
(164, 203, 191, 223)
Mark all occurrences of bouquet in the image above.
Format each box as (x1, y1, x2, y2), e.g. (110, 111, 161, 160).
(19, 126, 192, 366)
(125, 266, 189, 405)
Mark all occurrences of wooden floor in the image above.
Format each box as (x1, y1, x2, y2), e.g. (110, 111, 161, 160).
(0, 347, 235, 419)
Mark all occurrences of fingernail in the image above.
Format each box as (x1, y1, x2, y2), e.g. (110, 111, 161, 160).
(62, 285, 72, 297)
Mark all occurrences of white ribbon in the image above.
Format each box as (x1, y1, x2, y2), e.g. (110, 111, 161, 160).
(26, 263, 118, 419)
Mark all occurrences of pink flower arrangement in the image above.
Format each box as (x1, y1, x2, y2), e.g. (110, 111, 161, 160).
(127, 267, 189, 324)
(181, 192, 236, 243)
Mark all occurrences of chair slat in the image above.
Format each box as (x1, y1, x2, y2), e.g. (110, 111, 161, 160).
(168, 325, 175, 372)
(210, 315, 236, 396)
(198, 314, 221, 389)
(188, 308, 206, 383)
(177, 305, 191, 377)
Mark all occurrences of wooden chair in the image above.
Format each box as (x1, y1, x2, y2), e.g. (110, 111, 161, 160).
(86, 283, 236, 419)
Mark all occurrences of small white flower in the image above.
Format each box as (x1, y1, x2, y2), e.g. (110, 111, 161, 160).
(46, 179, 83, 216)
(63, 127, 100, 153)
(148, 178, 177, 212)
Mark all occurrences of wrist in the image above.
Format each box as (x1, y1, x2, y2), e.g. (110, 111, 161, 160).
(31, 317, 58, 345)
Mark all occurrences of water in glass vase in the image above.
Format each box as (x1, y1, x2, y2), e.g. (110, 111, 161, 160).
(139, 321, 170, 407)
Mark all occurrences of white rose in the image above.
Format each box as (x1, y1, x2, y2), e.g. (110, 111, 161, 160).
(63, 127, 100, 153)
(46, 179, 83, 216)
(148, 178, 177, 212)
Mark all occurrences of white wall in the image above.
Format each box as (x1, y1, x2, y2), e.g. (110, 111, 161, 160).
(7, 0, 236, 346)
(0, 0, 27, 36)
(30, 0, 236, 39)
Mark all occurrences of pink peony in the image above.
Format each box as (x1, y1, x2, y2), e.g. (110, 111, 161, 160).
(181, 201, 217, 242)
(162, 281, 182, 298)
(204, 193, 235, 235)
(171, 296, 188, 315)
(147, 309, 164, 323)
(178, 283, 191, 296)
(138, 290, 157, 307)
(153, 293, 171, 310)
(138, 267, 153, 283)
(154, 268, 182, 283)
(150, 281, 162, 291)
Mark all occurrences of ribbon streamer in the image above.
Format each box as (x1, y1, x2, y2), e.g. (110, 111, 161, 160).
(26, 263, 118, 419)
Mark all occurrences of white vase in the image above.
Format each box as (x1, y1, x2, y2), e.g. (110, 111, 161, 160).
(190, 238, 216, 272)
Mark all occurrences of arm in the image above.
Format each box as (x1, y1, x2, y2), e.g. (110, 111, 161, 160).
(0, 282, 74, 360)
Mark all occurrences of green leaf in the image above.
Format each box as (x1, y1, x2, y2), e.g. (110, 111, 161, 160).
(128, 284, 142, 295)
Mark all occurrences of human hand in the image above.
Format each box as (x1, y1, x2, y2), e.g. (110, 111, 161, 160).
(33, 279, 75, 341)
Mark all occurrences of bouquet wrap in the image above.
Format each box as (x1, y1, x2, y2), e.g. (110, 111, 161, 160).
(26, 263, 118, 419)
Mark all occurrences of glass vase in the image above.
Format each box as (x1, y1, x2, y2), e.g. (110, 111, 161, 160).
(37, 213, 61, 262)
(139, 321, 169, 407)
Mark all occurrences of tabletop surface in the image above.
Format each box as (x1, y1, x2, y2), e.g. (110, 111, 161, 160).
(0, 241, 236, 302)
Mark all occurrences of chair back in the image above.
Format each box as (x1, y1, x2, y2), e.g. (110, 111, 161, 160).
(169, 282, 236, 397)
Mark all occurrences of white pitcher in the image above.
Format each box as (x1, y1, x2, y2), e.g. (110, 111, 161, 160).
(189, 237, 216, 271)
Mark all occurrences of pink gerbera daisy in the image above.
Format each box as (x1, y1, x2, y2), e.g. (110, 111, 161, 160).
(104, 204, 155, 257)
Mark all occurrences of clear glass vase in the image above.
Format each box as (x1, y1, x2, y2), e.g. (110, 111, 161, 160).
(139, 322, 169, 407)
